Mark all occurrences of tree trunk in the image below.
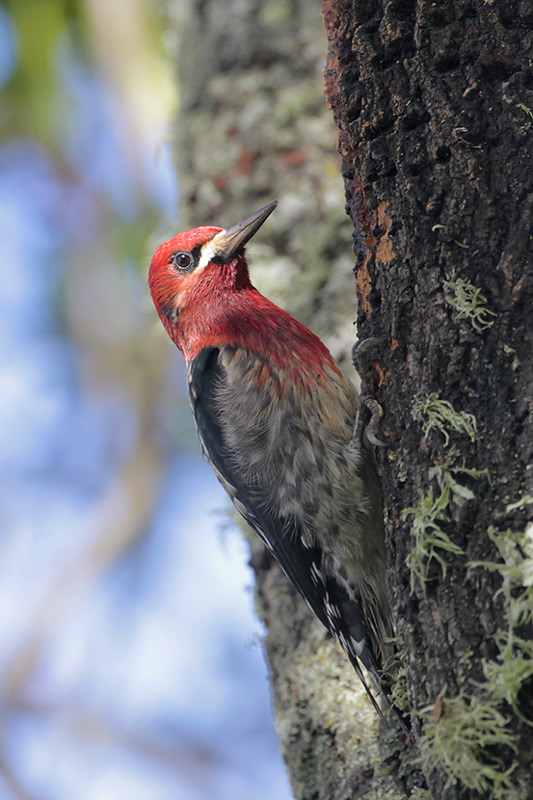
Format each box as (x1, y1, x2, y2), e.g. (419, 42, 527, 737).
(323, 0, 533, 797)
(168, 0, 532, 797)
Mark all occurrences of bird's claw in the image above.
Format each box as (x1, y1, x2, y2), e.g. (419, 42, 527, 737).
(352, 337, 389, 447)
(362, 397, 388, 447)
(354, 395, 389, 448)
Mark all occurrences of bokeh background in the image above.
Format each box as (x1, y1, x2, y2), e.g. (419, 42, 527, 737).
(0, 0, 294, 797)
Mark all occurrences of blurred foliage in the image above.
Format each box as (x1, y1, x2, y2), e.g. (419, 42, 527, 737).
(1, 0, 81, 146)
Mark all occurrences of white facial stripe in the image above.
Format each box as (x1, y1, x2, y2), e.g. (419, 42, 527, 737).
(197, 231, 225, 270)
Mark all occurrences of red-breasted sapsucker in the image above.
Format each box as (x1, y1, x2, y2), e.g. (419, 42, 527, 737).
(149, 202, 396, 720)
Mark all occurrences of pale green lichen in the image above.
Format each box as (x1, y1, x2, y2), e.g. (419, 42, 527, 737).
(381, 643, 410, 715)
(413, 393, 477, 446)
(517, 102, 533, 120)
(506, 495, 533, 513)
(388, 664, 409, 715)
(502, 90, 533, 135)
(402, 457, 486, 591)
(418, 691, 519, 798)
(429, 459, 489, 502)
(471, 523, 533, 723)
(443, 277, 497, 332)
(406, 386, 486, 590)
(417, 518, 533, 797)
(403, 484, 464, 592)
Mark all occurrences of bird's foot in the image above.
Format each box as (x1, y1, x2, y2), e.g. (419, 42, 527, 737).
(360, 397, 388, 447)
(354, 396, 388, 448)
(352, 338, 388, 447)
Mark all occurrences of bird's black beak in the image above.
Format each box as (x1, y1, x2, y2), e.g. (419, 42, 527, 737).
(211, 201, 278, 261)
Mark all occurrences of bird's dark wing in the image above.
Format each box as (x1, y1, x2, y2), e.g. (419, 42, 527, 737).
(188, 346, 383, 714)
(188, 347, 331, 628)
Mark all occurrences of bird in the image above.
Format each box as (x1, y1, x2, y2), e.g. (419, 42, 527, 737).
(149, 201, 397, 721)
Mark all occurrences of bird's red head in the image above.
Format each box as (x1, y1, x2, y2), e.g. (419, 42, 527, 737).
(149, 201, 340, 386)
(149, 223, 223, 338)
(149, 202, 278, 360)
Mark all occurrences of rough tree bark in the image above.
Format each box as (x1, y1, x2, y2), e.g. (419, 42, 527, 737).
(323, 0, 533, 798)
(168, 0, 532, 798)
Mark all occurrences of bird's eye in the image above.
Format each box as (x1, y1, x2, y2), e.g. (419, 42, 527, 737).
(171, 251, 193, 272)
